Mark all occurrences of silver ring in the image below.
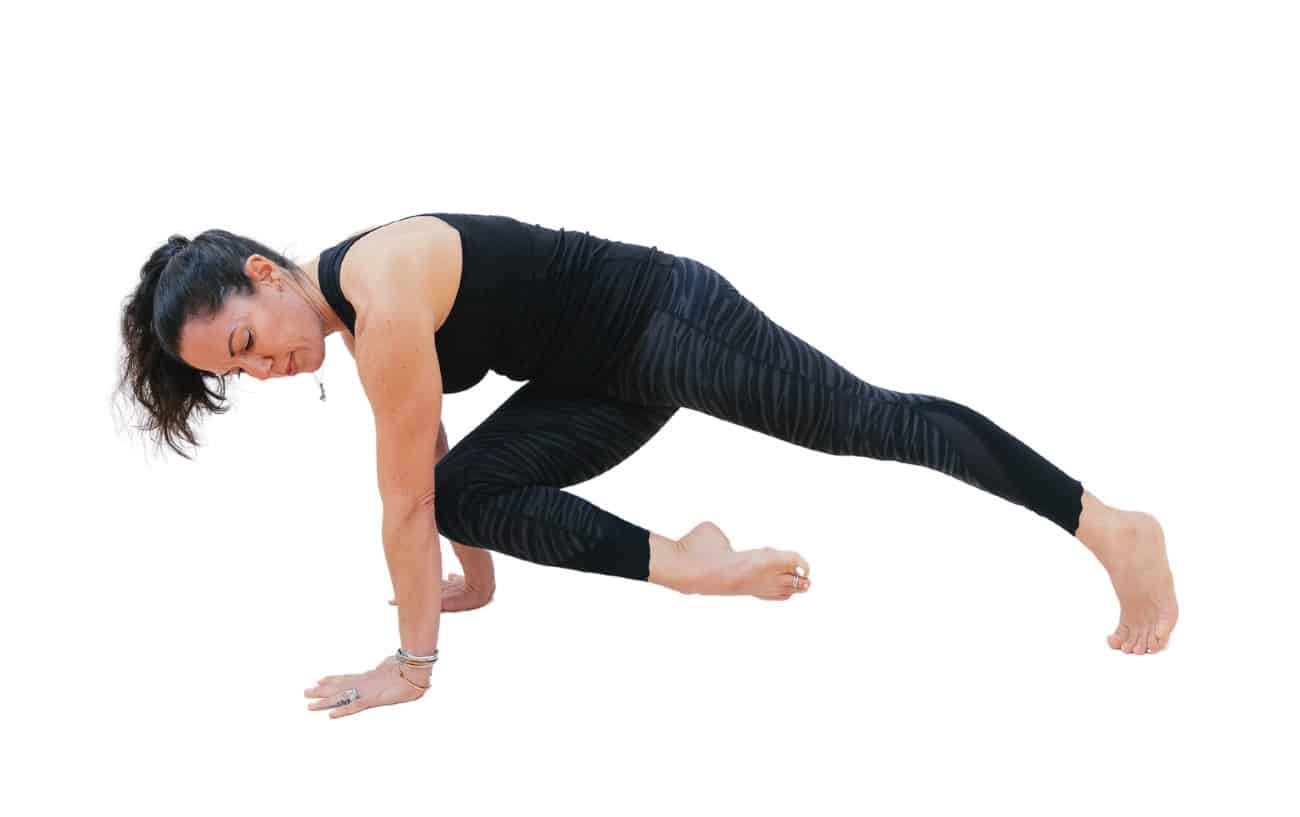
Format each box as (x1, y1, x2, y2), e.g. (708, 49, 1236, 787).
(328, 687, 359, 709)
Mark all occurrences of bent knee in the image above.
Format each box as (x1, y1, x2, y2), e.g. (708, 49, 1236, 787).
(434, 465, 504, 538)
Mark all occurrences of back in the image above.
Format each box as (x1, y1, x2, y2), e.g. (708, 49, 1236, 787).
(317, 212, 674, 393)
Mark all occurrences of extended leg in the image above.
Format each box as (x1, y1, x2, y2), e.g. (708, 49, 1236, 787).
(597, 255, 1177, 648)
(599, 255, 1085, 532)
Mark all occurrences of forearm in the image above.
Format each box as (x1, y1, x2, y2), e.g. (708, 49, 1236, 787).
(383, 508, 442, 655)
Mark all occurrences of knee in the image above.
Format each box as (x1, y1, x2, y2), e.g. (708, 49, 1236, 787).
(433, 463, 503, 540)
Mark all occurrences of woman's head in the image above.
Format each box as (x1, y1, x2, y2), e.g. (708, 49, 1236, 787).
(116, 229, 333, 459)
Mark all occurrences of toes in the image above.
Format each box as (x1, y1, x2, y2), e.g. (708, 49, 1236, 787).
(769, 573, 797, 600)
(1108, 623, 1130, 650)
(1132, 630, 1149, 655)
(1121, 626, 1138, 653)
(780, 551, 810, 591)
(789, 552, 810, 578)
(1155, 616, 1176, 647)
(1111, 612, 1178, 654)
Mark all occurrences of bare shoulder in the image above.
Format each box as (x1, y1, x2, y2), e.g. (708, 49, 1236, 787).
(336, 215, 463, 334)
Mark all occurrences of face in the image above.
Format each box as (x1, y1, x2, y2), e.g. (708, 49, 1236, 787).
(178, 255, 326, 381)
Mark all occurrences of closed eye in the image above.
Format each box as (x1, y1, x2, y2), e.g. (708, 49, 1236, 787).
(225, 331, 254, 378)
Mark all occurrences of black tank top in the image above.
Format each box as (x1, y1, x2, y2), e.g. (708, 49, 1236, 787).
(316, 213, 673, 394)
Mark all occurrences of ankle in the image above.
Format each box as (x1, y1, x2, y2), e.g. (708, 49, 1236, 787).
(1076, 491, 1116, 546)
(648, 533, 699, 594)
(1076, 492, 1141, 559)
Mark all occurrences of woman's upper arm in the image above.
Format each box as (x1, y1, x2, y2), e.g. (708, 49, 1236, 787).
(353, 252, 444, 517)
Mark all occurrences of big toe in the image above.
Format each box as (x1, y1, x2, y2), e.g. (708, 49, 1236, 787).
(1150, 616, 1176, 653)
(784, 552, 810, 589)
(1108, 623, 1130, 650)
(755, 548, 807, 599)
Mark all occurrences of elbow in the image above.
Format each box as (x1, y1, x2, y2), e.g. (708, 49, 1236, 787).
(383, 489, 437, 532)
(413, 487, 436, 510)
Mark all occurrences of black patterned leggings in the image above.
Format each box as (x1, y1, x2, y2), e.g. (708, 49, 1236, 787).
(433, 255, 1085, 581)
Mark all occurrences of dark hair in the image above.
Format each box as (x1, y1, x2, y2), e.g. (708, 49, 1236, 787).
(115, 228, 304, 460)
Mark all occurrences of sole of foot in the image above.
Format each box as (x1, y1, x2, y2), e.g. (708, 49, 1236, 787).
(1090, 510, 1179, 655)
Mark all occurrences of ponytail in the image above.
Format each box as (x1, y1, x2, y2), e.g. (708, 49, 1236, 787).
(114, 228, 296, 459)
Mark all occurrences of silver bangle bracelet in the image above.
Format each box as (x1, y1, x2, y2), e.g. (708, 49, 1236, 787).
(396, 647, 439, 665)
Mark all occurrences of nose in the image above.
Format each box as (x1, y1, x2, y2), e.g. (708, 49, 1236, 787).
(250, 358, 274, 381)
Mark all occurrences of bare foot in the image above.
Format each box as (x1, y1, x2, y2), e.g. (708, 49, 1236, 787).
(651, 521, 812, 600)
(1081, 504, 1179, 654)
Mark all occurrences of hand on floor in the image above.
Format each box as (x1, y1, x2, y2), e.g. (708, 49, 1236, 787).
(304, 654, 429, 720)
(389, 572, 496, 612)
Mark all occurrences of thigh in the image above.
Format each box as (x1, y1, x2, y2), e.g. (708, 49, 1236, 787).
(438, 379, 679, 490)
(433, 379, 679, 574)
(596, 254, 902, 452)
(596, 256, 1086, 534)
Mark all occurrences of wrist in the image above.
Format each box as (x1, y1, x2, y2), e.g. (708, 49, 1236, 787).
(396, 661, 433, 685)
(395, 663, 431, 686)
(396, 647, 438, 671)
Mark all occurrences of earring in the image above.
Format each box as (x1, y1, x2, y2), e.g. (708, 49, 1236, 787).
(312, 372, 326, 401)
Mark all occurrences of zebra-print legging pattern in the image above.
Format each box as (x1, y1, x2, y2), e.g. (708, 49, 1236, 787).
(433, 254, 1085, 581)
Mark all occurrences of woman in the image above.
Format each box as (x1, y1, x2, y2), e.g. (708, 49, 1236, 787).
(116, 212, 1179, 718)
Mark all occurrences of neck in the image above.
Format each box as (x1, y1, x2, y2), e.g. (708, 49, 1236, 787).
(296, 258, 348, 337)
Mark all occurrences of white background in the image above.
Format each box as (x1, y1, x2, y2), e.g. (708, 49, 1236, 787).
(3, 1, 1296, 814)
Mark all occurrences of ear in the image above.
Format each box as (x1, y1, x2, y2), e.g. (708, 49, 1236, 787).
(243, 254, 278, 285)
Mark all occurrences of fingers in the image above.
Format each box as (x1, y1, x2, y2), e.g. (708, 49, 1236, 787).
(304, 674, 359, 699)
(390, 575, 462, 606)
(307, 675, 343, 694)
(391, 574, 479, 610)
(328, 696, 367, 718)
(306, 685, 360, 711)
(392, 574, 464, 606)
(312, 687, 367, 718)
